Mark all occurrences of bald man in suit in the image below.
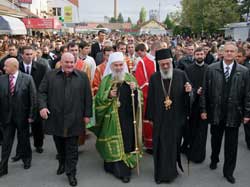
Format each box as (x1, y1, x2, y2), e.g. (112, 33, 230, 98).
(0, 58, 37, 177)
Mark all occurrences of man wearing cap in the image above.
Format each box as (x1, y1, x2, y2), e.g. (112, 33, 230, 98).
(145, 48, 192, 184)
(92, 52, 143, 183)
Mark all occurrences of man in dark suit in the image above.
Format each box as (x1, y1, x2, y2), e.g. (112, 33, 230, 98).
(11, 46, 49, 162)
(90, 30, 106, 61)
(20, 46, 49, 153)
(201, 42, 250, 184)
(38, 52, 92, 186)
(0, 58, 37, 177)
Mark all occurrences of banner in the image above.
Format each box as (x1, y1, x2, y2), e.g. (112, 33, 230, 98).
(18, 0, 32, 4)
(64, 6, 73, 23)
(22, 18, 62, 29)
(68, 0, 79, 7)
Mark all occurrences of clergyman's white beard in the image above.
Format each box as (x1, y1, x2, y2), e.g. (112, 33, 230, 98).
(160, 67, 173, 79)
(112, 71, 125, 81)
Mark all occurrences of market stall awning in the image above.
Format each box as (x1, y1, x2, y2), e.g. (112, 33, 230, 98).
(0, 15, 27, 35)
(22, 18, 62, 30)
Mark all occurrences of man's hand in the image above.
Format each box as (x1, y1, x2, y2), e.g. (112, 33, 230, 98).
(243, 117, 250, 124)
(40, 108, 50, 120)
(201, 112, 207, 120)
(84, 117, 90, 124)
(184, 82, 192, 93)
(109, 89, 117, 98)
(197, 87, 202, 95)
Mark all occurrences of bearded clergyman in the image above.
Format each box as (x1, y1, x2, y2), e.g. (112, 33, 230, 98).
(145, 48, 192, 184)
(91, 52, 143, 183)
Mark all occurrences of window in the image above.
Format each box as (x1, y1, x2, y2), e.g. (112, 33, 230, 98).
(52, 7, 62, 16)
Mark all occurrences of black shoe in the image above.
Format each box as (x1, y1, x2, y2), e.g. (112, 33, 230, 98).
(56, 164, 65, 175)
(121, 177, 130, 183)
(23, 159, 31, 169)
(145, 149, 153, 155)
(36, 147, 43, 154)
(0, 169, 8, 178)
(67, 175, 77, 186)
(155, 180, 161, 184)
(209, 162, 217, 170)
(224, 175, 235, 184)
(11, 155, 21, 162)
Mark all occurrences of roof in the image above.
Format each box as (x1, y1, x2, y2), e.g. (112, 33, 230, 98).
(225, 22, 250, 28)
(75, 22, 132, 30)
(0, 3, 38, 18)
(137, 19, 167, 30)
(0, 4, 26, 18)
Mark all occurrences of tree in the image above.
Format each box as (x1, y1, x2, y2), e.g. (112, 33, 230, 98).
(109, 17, 117, 23)
(117, 13, 124, 23)
(163, 15, 174, 29)
(181, 0, 240, 34)
(139, 7, 147, 23)
(238, 0, 250, 21)
(127, 17, 132, 23)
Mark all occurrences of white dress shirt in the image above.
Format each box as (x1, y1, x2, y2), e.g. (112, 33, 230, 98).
(23, 63, 32, 75)
(223, 61, 234, 77)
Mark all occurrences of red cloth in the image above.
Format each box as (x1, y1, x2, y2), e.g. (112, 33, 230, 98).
(134, 55, 156, 149)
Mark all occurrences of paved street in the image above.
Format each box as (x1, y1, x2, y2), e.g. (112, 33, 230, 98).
(0, 126, 250, 187)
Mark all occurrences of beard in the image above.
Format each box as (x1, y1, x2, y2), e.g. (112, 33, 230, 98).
(196, 58, 204, 64)
(160, 66, 173, 80)
(111, 70, 125, 81)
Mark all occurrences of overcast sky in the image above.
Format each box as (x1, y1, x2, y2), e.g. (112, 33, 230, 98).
(79, 0, 181, 23)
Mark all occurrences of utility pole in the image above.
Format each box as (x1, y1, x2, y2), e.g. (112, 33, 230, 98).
(158, 0, 161, 21)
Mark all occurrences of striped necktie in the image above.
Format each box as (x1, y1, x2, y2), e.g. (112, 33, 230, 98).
(9, 75, 15, 96)
(225, 66, 230, 82)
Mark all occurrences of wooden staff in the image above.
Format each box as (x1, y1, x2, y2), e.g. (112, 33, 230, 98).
(131, 87, 140, 176)
(128, 58, 140, 176)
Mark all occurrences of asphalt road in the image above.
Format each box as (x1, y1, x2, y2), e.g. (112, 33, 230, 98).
(0, 126, 250, 187)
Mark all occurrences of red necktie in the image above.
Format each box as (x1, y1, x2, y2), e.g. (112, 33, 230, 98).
(9, 75, 15, 96)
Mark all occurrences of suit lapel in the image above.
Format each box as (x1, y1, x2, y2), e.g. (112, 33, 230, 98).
(15, 72, 23, 94)
(20, 62, 25, 73)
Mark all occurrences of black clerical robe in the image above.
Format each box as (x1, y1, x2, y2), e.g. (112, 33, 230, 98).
(185, 63, 208, 163)
(146, 69, 190, 182)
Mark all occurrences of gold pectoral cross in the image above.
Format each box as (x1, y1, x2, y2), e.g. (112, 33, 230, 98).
(164, 96, 172, 110)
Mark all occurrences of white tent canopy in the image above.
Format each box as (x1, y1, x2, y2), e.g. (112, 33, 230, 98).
(0, 15, 27, 35)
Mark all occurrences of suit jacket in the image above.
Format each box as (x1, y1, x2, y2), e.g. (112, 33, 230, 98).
(0, 72, 37, 127)
(38, 69, 92, 137)
(20, 61, 49, 89)
(90, 42, 101, 60)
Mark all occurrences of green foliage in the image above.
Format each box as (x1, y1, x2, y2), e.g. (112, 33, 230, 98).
(238, 0, 250, 21)
(127, 17, 132, 23)
(139, 7, 147, 23)
(117, 13, 124, 23)
(181, 0, 240, 34)
(109, 17, 117, 23)
(163, 15, 175, 29)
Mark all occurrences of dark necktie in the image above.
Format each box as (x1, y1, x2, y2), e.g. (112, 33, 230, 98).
(9, 75, 15, 96)
(225, 66, 230, 82)
(26, 66, 30, 75)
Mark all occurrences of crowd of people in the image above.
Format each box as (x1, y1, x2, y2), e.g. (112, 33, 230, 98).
(0, 31, 250, 186)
